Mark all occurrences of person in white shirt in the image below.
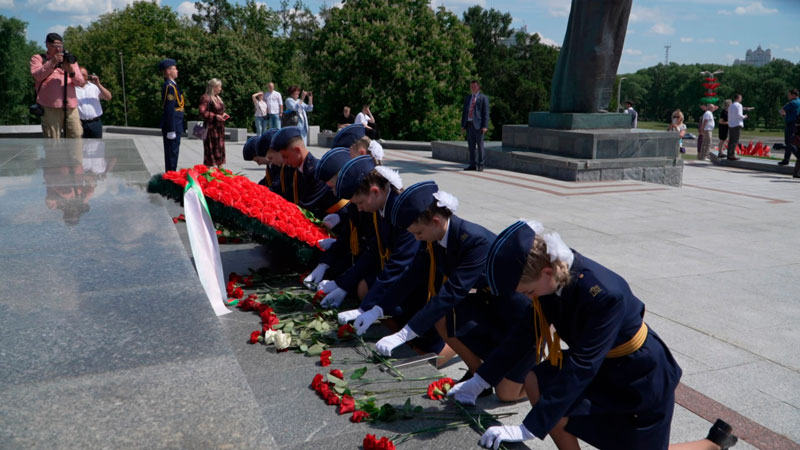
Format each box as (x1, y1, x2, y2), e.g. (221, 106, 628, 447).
(265, 82, 283, 130)
(726, 94, 747, 160)
(355, 104, 380, 140)
(75, 67, 111, 138)
(698, 104, 716, 161)
(251, 91, 268, 135)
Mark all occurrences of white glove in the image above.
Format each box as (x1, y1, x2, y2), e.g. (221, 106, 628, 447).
(376, 325, 418, 356)
(319, 279, 338, 294)
(318, 238, 336, 250)
(322, 213, 341, 229)
(480, 425, 535, 450)
(320, 287, 347, 309)
(166, 131, 176, 140)
(447, 372, 490, 406)
(353, 306, 383, 335)
(304, 263, 329, 285)
(338, 308, 363, 325)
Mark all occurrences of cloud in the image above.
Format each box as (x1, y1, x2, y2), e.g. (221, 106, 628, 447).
(176, 1, 197, 17)
(538, 35, 560, 47)
(734, 2, 778, 15)
(0, 0, 13, 8)
(785, 46, 800, 53)
(47, 24, 67, 35)
(697, 38, 716, 43)
(624, 48, 642, 55)
(629, 6, 660, 23)
(680, 37, 693, 43)
(26, 0, 152, 16)
(430, 0, 485, 11)
(717, 9, 732, 15)
(650, 23, 674, 35)
(729, 40, 739, 46)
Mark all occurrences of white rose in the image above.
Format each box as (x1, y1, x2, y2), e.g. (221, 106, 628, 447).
(263, 329, 278, 345)
(273, 331, 292, 350)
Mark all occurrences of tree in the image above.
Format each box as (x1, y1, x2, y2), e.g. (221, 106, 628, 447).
(308, 0, 474, 140)
(0, 16, 44, 125)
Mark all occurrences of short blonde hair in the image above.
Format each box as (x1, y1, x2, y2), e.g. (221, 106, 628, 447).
(519, 235, 571, 287)
(672, 109, 684, 123)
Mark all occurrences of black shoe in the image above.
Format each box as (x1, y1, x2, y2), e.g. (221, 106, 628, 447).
(706, 419, 738, 449)
(477, 165, 484, 172)
(793, 174, 800, 178)
(464, 166, 477, 171)
(727, 156, 741, 161)
(778, 160, 790, 166)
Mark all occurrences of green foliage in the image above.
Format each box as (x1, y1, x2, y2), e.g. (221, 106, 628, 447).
(620, 60, 800, 129)
(0, 16, 44, 125)
(308, 0, 474, 140)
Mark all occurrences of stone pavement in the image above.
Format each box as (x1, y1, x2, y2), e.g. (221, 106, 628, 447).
(3, 132, 797, 449)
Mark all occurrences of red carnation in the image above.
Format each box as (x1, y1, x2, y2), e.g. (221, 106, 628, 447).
(311, 373, 324, 390)
(427, 377, 455, 400)
(172, 217, 179, 224)
(320, 350, 332, 367)
(232, 287, 244, 299)
(363, 434, 378, 450)
(316, 382, 330, 397)
(351, 410, 370, 423)
(261, 311, 279, 330)
(239, 298, 256, 311)
(228, 272, 242, 283)
(338, 394, 355, 415)
(337, 324, 355, 339)
(249, 330, 261, 344)
(329, 369, 344, 379)
(243, 276, 254, 287)
(312, 290, 325, 306)
(325, 391, 340, 405)
(226, 281, 236, 296)
(377, 437, 395, 450)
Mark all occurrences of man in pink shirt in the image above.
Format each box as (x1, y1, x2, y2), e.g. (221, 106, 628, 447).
(30, 33, 86, 138)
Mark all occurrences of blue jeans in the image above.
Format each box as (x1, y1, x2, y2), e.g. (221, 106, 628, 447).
(254, 116, 268, 135)
(267, 114, 280, 130)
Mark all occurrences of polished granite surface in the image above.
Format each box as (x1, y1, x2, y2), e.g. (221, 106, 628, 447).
(0, 139, 272, 449)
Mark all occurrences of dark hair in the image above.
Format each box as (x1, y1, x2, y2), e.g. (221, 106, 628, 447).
(734, 93, 742, 100)
(790, 89, 799, 97)
(414, 200, 453, 225)
(625, 100, 634, 106)
(470, 80, 480, 85)
(288, 85, 300, 95)
(46, 33, 63, 43)
(280, 135, 305, 151)
(353, 169, 401, 196)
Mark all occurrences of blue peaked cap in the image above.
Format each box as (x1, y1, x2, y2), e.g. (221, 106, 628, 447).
(336, 155, 375, 200)
(332, 124, 366, 149)
(390, 181, 438, 229)
(258, 129, 279, 156)
(271, 126, 302, 151)
(242, 136, 259, 161)
(158, 59, 176, 72)
(315, 147, 351, 182)
(485, 221, 537, 296)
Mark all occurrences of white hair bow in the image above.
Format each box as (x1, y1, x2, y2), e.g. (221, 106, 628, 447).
(433, 190, 458, 212)
(368, 140, 384, 161)
(375, 166, 403, 189)
(542, 232, 574, 268)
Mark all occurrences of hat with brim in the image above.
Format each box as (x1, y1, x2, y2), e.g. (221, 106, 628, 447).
(390, 181, 438, 229)
(336, 155, 375, 200)
(316, 147, 351, 182)
(332, 124, 366, 149)
(485, 221, 539, 296)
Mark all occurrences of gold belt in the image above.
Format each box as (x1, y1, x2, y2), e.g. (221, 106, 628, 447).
(607, 322, 648, 358)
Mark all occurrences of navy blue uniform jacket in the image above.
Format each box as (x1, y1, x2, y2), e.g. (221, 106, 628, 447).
(292, 153, 340, 218)
(522, 251, 682, 441)
(160, 80, 184, 134)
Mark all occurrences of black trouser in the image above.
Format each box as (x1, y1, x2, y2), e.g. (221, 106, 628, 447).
(81, 118, 103, 138)
(365, 121, 380, 140)
(783, 122, 798, 162)
(727, 126, 742, 158)
(467, 124, 485, 166)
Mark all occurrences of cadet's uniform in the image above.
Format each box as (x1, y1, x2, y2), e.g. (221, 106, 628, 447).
(159, 59, 184, 172)
(271, 127, 347, 218)
(485, 221, 682, 449)
(332, 123, 366, 149)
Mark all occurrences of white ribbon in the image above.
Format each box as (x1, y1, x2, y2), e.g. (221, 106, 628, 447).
(368, 140, 384, 161)
(433, 190, 458, 212)
(542, 232, 574, 268)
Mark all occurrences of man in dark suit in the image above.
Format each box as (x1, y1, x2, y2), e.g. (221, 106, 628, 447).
(461, 80, 489, 171)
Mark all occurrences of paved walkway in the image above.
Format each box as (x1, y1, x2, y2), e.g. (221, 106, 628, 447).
(114, 133, 800, 448)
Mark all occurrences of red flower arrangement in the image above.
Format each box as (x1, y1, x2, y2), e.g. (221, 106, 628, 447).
(320, 349, 332, 367)
(426, 378, 455, 400)
(363, 434, 396, 450)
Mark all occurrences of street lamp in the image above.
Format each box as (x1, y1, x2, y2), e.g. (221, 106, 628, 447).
(119, 51, 128, 127)
(617, 77, 627, 113)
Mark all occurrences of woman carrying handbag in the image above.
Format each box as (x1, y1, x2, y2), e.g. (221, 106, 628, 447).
(198, 78, 230, 168)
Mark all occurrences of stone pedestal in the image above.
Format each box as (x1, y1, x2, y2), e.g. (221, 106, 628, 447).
(529, 112, 633, 129)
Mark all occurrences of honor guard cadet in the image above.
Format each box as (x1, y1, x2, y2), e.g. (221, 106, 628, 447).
(303, 147, 376, 288)
(271, 127, 348, 218)
(377, 181, 538, 399)
(349, 136, 384, 165)
(331, 123, 366, 149)
(158, 59, 184, 172)
(476, 220, 739, 450)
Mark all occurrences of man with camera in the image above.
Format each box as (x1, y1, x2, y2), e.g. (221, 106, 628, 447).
(30, 33, 86, 138)
(75, 67, 112, 138)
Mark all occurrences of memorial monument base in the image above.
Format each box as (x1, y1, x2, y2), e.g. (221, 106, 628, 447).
(529, 112, 633, 130)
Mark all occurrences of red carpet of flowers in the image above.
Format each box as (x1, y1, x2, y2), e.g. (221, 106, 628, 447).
(161, 165, 329, 248)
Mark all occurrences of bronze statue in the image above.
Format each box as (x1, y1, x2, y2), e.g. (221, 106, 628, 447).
(550, 0, 633, 113)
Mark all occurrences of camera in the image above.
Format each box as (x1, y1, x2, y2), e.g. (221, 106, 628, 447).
(62, 51, 77, 64)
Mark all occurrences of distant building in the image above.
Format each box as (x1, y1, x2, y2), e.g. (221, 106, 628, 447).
(733, 45, 774, 67)
(499, 25, 527, 47)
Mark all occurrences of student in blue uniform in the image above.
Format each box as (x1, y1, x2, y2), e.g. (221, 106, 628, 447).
(373, 181, 538, 400)
(331, 123, 366, 149)
(332, 157, 450, 360)
(476, 220, 739, 450)
(349, 136, 384, 164)
(271, 127, 348, 218)
(159, 59, 184, 172)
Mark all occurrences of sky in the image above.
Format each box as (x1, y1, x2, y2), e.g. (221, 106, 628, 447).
(4, 0, 800, 74)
